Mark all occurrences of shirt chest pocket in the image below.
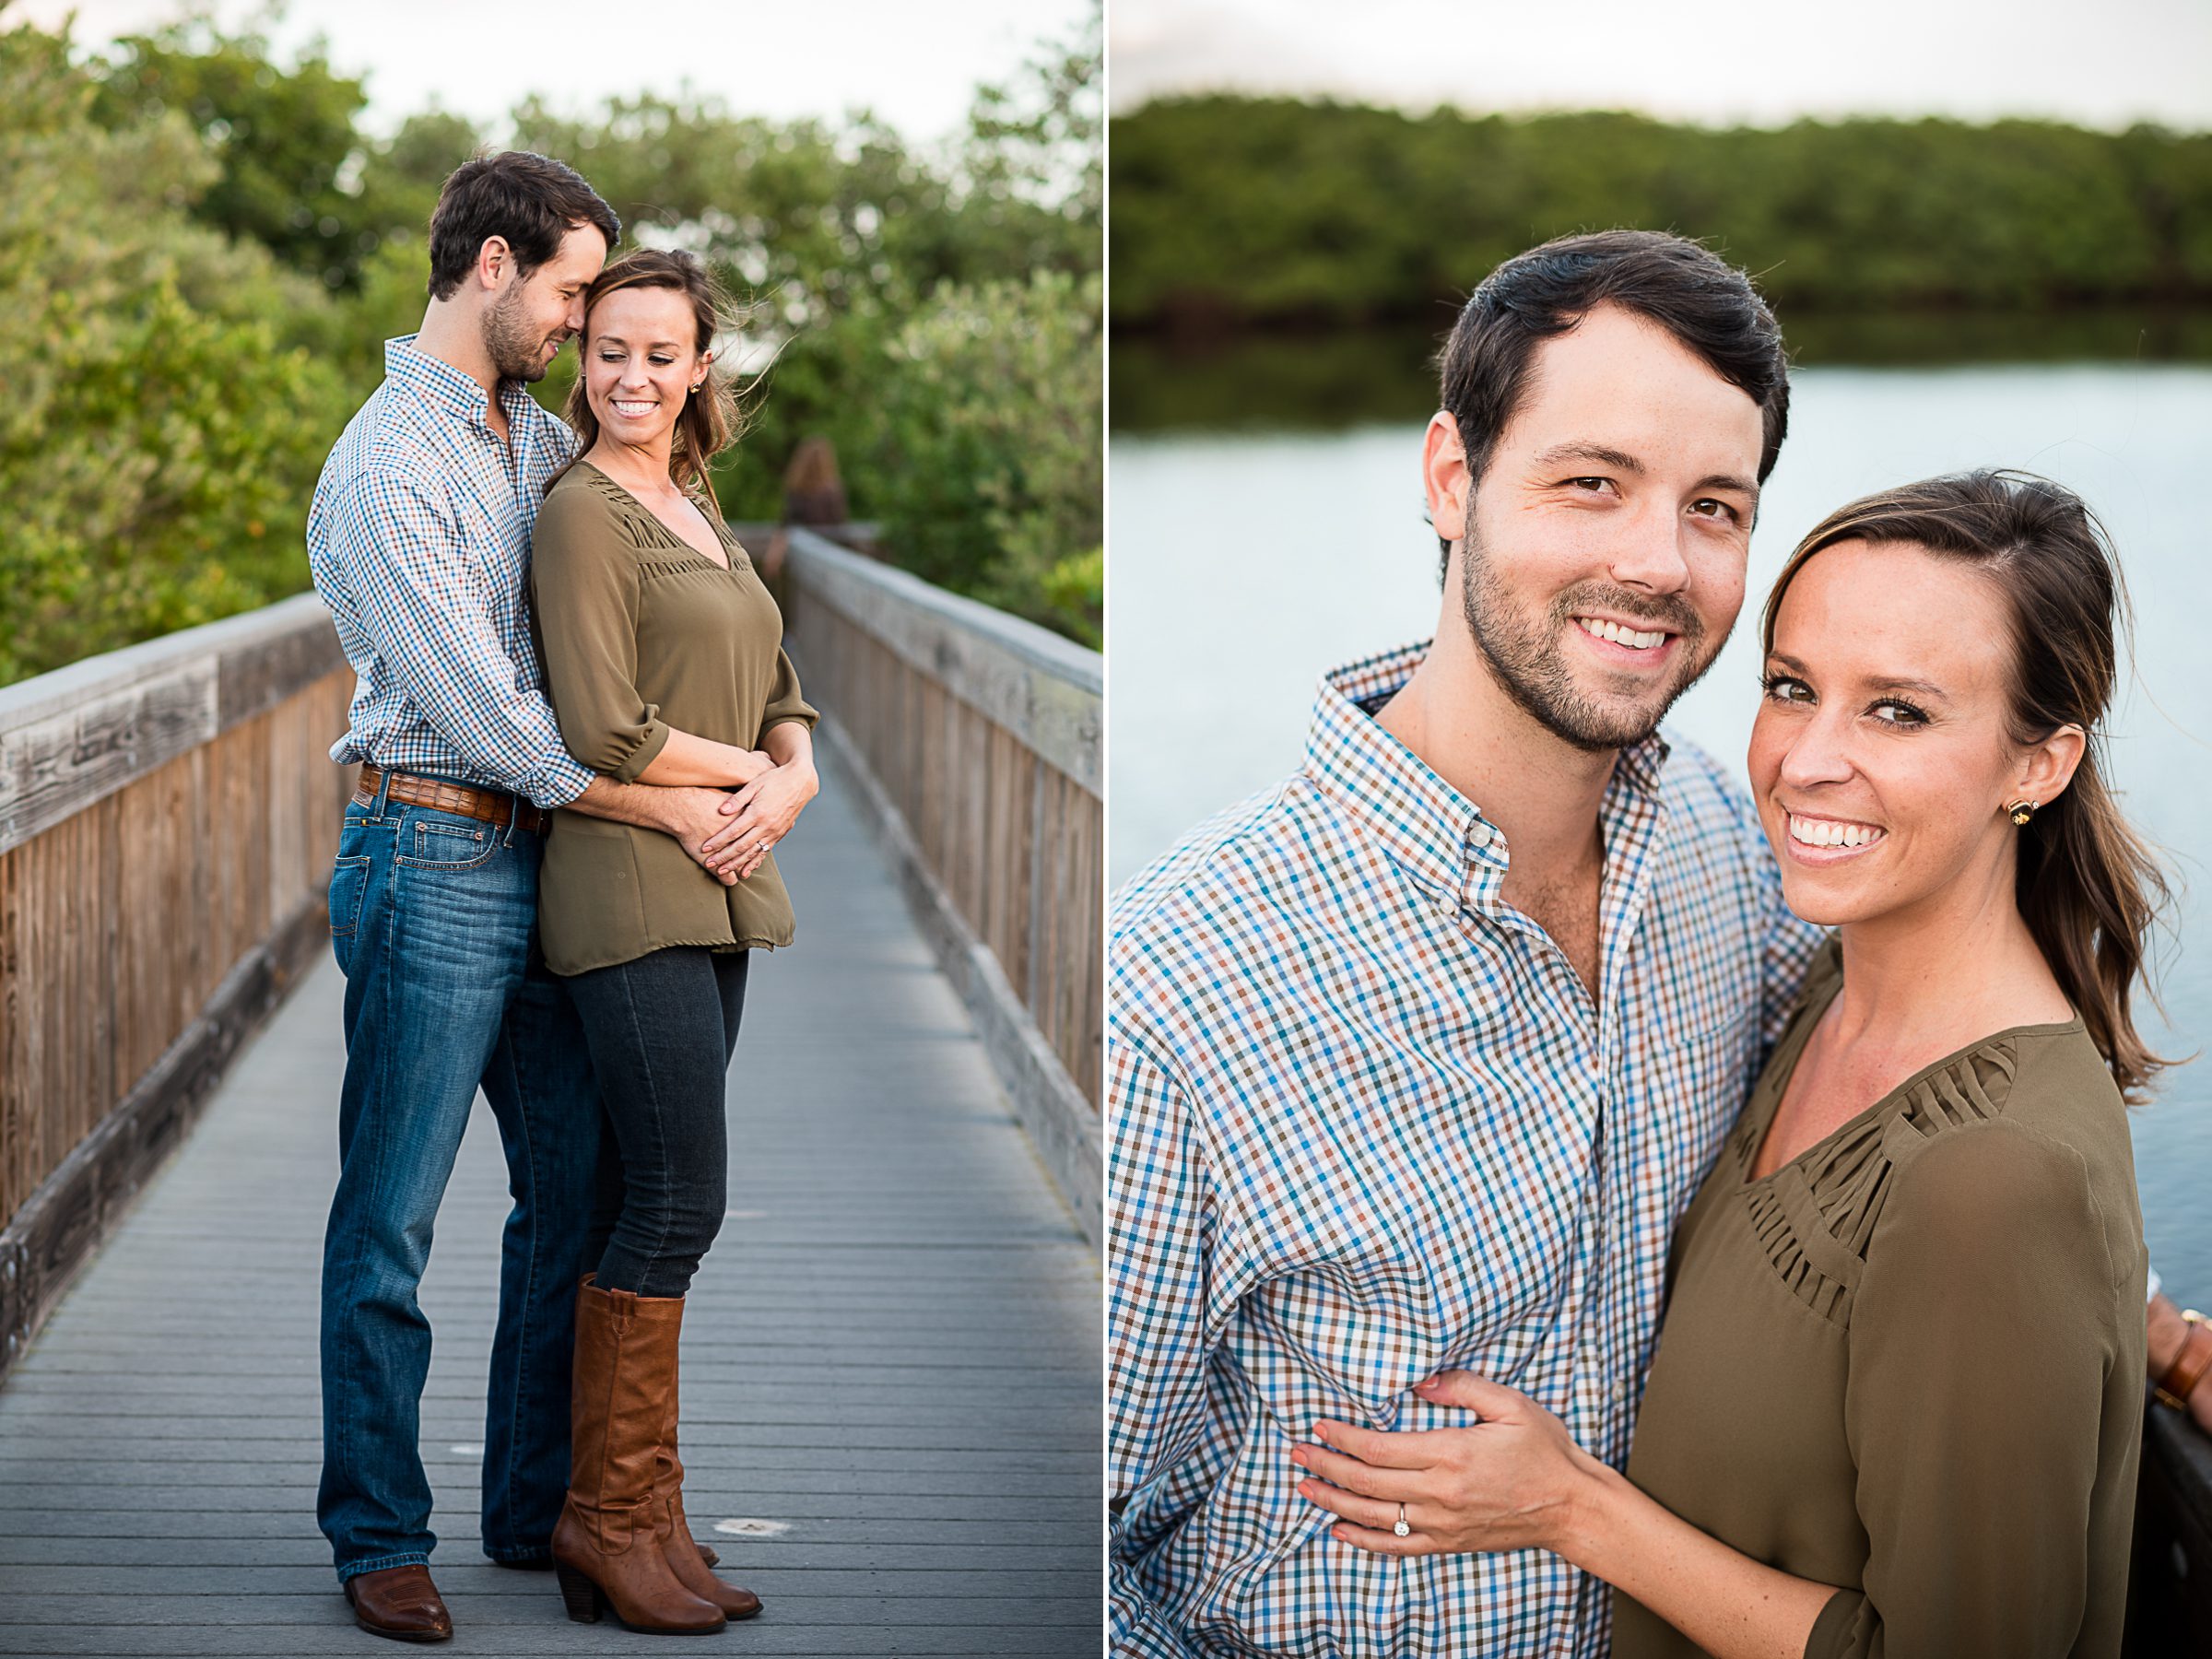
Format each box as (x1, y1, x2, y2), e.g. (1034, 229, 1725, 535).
(1637, 999, 1759, 1211)
(450, 500, 519, 588)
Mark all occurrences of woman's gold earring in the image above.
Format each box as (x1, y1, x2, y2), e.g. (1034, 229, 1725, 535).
(2005, 799, 2040, 826)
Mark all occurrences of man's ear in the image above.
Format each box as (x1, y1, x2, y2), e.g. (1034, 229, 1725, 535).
(475, 235, 514, 293)
(1423, 412, 1471, 552)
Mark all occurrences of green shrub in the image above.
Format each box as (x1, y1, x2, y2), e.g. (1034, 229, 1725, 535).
(865, 271, 1103, 645)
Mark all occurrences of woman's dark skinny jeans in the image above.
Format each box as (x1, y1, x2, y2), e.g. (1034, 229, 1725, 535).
(563, 946, 747, 1299)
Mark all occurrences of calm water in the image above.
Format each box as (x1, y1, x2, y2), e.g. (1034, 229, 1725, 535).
(1109, 364, 2212, 1299)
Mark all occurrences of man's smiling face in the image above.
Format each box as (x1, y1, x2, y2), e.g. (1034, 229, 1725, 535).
(1428, 302, 1767, 751)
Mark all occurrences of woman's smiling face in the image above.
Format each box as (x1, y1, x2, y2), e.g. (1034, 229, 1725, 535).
(582, 284, 705, 453)
(1748, 537, 2044, 928)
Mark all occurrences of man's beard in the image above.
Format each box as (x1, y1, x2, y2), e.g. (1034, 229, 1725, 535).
(1456, 516, 1717, 754)
(483, 282, 559, 383)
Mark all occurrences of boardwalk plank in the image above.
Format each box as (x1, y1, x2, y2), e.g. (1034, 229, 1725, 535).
(0, 1475, 1096, 1509)
(0, 1526, 1100, 1564)
(5, 1419, 1092, 1446)
(5, 1488, 1085, 1535)
(0, 1577, 1097, 1606)
(0, 1629, 1083, 1656)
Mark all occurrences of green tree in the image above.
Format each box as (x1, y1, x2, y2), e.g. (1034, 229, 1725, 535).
(0, 3, 1105, 678)
(88, 12, 409, 290)
(956, 0, 1103, 280)
(0, 13, 347, 684)
(493, 9, 1105, 647)
(1109, 97, 2212, 332)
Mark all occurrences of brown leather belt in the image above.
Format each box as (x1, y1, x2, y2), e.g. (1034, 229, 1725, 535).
(353, 765, 547, 834)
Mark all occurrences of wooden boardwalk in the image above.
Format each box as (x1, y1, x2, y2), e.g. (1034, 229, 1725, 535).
(0, 762, 1102, 1656)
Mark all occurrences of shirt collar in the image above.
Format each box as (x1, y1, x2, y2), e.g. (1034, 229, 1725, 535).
(1612, 722, 1672, 797)
(1302, 639, 1672, 913)
(383, 334, 537, 431)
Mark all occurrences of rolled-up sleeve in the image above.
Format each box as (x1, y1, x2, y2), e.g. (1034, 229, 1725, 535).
(528, 488, 673, 782)
(758, 647, 818, 739)
(329, 468, 595, 808)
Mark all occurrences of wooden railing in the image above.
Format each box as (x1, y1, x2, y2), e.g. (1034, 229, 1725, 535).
(0, 595, 352, 1375)
(778, 529, 1103, 1245)
(2133, 1394, 2212, 1649)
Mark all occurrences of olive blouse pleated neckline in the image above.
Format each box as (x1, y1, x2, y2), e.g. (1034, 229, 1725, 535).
(1732, 947, 2086, 1192)
(571, 459, 732, 569)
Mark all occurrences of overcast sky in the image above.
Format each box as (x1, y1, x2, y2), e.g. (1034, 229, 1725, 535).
(25, 0, 1096, 138)
(1111, 0, 2212, 130)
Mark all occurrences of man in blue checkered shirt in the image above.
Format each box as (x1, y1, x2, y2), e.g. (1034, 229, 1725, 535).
(1108, 232, 1811, 1657)
(306, 153, 753, 1641)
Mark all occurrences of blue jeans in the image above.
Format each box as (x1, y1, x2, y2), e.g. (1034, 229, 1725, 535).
(316, 774, 600, 1583)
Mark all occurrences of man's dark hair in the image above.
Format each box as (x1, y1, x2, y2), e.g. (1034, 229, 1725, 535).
(425, 151, 620, 302)
(1433, 229, 1791, 571)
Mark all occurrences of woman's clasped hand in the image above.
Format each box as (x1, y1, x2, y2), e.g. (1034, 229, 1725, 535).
(1296, 1371, 1601, 1558)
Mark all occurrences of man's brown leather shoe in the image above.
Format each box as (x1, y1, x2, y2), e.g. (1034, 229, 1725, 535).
(343, 1564, 453, 1642)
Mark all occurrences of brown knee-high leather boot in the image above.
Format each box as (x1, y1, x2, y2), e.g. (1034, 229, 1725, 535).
(552, 1278, 724, 1633)
(655, 1366, 763, 1619)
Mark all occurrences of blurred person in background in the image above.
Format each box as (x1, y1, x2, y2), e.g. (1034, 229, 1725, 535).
(762, 435, 854, 579)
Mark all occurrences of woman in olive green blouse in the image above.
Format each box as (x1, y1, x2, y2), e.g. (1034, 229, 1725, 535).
(1296, 471, 2163, 1658)
(527, 249, 813, 1635)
